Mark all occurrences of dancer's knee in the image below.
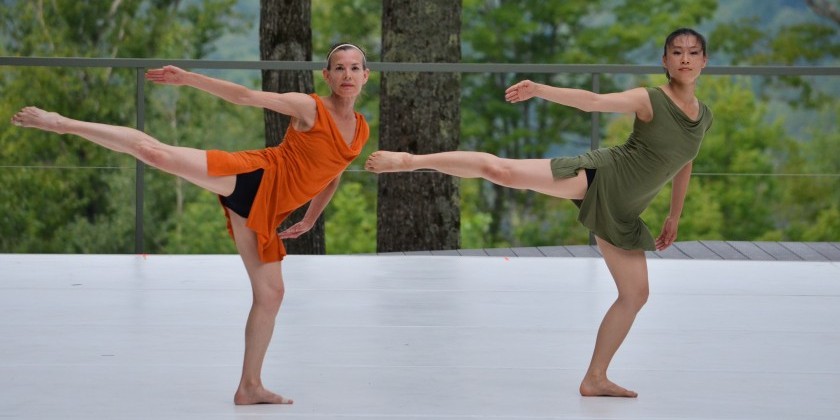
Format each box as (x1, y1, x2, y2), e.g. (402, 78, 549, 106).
(135, 137, 169, 168)
(253, 281, 285, 313)
(618, 286, 649, 311)
(482, 157, 515, 185)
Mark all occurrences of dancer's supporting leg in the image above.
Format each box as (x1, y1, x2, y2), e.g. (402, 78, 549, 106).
(367, 150, 647, 396)
(579, 236, 648, 398)
(13, 106, 292, 403)
(11, 106, 234, 196)
(228, 212, 293, 405)
(365, 150, 587, 199)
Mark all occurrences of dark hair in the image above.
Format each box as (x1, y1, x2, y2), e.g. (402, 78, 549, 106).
(326, 43, 367, 70)
(662, 28, 707, 80)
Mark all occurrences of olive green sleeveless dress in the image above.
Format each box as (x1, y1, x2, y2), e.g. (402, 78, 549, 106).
(550, 87, 714, 250)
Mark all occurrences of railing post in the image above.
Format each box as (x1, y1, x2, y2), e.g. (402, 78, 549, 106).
(589, 72, 600, 246)
(135, 68, 146, 254)
(590, 72, 600, 150)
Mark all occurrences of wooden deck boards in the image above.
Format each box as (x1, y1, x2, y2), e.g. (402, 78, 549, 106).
(377, 241, 840, 261)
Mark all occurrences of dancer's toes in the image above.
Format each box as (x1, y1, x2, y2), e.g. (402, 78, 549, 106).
(365, 151, 411, 173)
(234, 386, 293, 405)
(11, 106, 65, 133)
(580, 378, 638, 398)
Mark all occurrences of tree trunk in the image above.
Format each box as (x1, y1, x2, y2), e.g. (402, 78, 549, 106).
(259, 0, 324, 254)
(378, 1, 462, 252)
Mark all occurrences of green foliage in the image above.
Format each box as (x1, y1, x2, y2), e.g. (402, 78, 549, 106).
(3, 0, 838, 256)
(160, 187, 237, 254)
(460, 180, 494, 248)
(0, 0, 249, 254)
(712, 11, 840, 107)
(778, 103, 840, 241)
(803, 205, 840, 241)
(694, 77, 785, 238)
(325, 179, 376, 254)
(312, 0, 381, 60)
(51, 169, 137, 253)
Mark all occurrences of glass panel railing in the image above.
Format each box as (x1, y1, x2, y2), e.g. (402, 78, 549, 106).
(1, 58, 837, 254)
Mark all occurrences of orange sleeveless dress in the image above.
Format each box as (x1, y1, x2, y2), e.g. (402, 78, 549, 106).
(206, 94, 370, 262)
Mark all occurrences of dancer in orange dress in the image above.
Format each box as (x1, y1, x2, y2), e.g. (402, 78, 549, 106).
(11, 43, 370, 405)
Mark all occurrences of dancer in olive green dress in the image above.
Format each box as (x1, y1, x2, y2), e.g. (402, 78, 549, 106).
(365, 28, 713, 397)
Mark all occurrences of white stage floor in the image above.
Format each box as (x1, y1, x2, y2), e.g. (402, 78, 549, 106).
(1, 254, 838, 419)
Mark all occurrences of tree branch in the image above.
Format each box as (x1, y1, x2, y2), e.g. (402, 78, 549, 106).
(806, 0, 840, 25)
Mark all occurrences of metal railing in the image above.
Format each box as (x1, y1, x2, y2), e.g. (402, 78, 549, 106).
(2, 56, 839, 252)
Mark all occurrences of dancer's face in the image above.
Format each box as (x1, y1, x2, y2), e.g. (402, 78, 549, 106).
(662, 35, 707, 84)
(324, 49, 369, 98)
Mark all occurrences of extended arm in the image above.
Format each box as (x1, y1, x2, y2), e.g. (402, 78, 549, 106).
(505, 80, 652, 119)
(656, 161, 693, 250)
(277, 175, 342, 240)
(145, 65, 316, 127)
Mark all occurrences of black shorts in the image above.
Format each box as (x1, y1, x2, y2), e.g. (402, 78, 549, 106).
(584, 168, 596, 190)
(572, 168, 596, 209)
(220, 169, 264, 218)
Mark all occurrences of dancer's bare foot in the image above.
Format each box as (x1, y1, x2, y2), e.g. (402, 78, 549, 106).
(10, 107, 66, 134)
(234, 385, 293, 405)
(364, 151, 412, 173)
(580, 377, 638, 398)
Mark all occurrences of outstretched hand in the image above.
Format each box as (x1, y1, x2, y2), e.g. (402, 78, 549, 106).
(505, 80, 539, 103)
(277, 220, 315, 240)
(144, 65, 189, 85)
(655, 216, 679, 251)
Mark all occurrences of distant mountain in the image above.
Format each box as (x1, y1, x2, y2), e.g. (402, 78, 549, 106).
(207, 1, 259, 61)
(208, 0, 832, 65)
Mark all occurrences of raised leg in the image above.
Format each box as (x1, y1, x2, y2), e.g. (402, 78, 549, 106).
(579, 236, 649, 398)
(11, 106, 235, 196)
(365, 150, 587, 199)
(227, 211, 293, 405)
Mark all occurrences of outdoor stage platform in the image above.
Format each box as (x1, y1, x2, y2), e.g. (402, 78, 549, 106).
(1, 248, 838, 419)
